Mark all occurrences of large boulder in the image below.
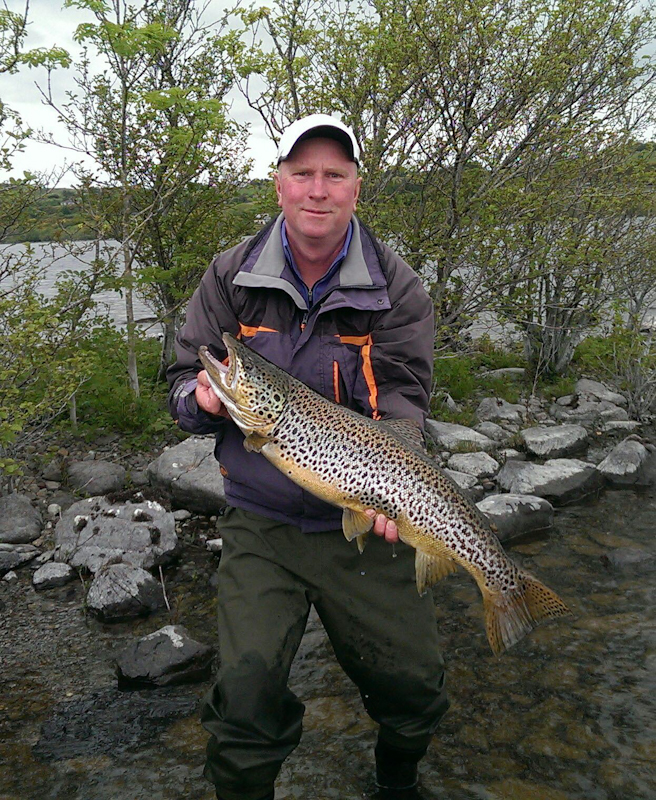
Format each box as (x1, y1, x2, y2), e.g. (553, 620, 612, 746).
(86, 563, 166, 621)
(425, 420, 495, 453)
(476, 494, 554, 543)
(496, 458, 603, 505)
(0, 493, 42, 544)
(54, 496, 178, 574)
(520, 424, 588, 459)
(67, 460, 127, 496)
(148, 436, 226, 514)
(596, 438, 655, 486)
(115, 625, 215, 688)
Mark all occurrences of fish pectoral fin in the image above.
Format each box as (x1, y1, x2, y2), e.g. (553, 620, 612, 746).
(243, 433, 269, 453)
(342, 508, 374, 543)
(415, 550, 458, 594)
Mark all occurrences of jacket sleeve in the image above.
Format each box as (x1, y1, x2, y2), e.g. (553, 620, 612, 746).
(367, 249, 435, 426)
(166, 252, 241, 433)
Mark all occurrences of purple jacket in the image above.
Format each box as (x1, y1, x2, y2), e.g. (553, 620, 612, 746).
(167, 214, 434, 532)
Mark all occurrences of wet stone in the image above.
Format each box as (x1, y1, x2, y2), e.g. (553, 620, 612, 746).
(115, 625, 215, 688)
(597, 438, 653, 486)
(32, 562, 76, 590)
(477, 493, 554, 542)
(85, 563, 166, 621)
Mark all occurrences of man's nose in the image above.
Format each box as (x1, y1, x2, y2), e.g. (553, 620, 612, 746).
(308, 175, 328, 197)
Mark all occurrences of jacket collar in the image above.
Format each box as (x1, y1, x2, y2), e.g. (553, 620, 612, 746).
(233, 214, 389, 311)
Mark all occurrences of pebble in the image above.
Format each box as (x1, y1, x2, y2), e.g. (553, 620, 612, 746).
(206, 538, 223, 553)
(173, 509, 192, 521)
(2, 571, 18, 582)
(47, 504, 62, 517)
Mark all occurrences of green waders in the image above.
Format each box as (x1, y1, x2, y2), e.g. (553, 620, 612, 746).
(201, 507, 449, 800)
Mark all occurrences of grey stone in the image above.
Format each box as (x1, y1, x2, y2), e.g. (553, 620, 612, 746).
(42, 459, 64, 482)
(47, 503, 62, 517)
(68, 460, 127, 496)
(2, 570, 17, 582)
(551, 399, 629, 424)
(148, 437, 226, 514)
(520, 424, 589, 459)
(473, 421, 508, 442)
(115, 625, 215, 688)
(130, 469, 150, 488)
(424, 420, 495, 453)
(602, 548, 654, 569)
(0, 543, 40, 576)
(575, 378, 627, 407)
(597, 438, 653, 486)
(447, 452, 500, 479)
(476, 494, 554, 543)
(601, 420, 642, 434)
(32, 562, 76, 590)
(173, 509, 192, 521)
(54, 496, 178, 574)
(0, 493, 42, 544)
(442, 468, 479, 490)
(498, 448, 525, 462)
(475, 397, 526, 425)
(496, 458, 603, 505)
(86, 563, 165, 621)
(480, 367, 526, 380)
(206, 538, 223, 553)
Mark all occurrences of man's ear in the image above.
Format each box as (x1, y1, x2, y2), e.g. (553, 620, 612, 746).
(274, 171, 283, 207)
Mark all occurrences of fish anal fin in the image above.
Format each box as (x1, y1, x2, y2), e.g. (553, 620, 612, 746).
(356, 532, 369, 554)
(415, 549, 458, 594)
(483, 571, 571, 656)
(342, 508, 373, 543)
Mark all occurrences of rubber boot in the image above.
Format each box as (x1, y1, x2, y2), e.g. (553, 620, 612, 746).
(374, 738, 427, 798)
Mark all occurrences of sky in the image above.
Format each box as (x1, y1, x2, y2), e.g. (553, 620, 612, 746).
(0, 0, 278, 184)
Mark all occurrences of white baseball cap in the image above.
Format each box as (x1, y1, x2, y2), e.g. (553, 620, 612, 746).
(277, 114, 360, 165)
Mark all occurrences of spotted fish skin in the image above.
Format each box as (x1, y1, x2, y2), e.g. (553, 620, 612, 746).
(199, 335, 570, 656)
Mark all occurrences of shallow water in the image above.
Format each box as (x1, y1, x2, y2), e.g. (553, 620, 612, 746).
(1, 488, 654, 800)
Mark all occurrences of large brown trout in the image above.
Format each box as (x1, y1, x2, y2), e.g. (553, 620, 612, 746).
(199, 333, 569, 655)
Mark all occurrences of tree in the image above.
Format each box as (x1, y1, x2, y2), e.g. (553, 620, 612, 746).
(43, 0, 254, 391)
(223, 0, 656, 368)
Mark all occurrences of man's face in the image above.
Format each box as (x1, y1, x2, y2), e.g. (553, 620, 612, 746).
(274, 136, 362, 250)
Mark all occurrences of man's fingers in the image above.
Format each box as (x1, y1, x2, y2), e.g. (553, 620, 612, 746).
(364, 509, 399, 543)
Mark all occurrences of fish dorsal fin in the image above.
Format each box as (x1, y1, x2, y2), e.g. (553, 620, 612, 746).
(377, 418, 427, 454)
(342, 508, 373, 542)
(415, 550, 458, 594)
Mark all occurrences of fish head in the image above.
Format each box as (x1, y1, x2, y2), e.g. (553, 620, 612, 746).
(198, 333, 290, 436)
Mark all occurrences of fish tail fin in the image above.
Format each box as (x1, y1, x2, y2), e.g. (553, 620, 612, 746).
(483, 571, 570, 656)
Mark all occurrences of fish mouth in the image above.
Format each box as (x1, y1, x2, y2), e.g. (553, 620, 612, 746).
(198, 340, 238, 402)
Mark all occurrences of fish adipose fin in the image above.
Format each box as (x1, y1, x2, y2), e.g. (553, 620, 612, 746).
(483, 571, 571, 656)
(415, 549, 458, 594)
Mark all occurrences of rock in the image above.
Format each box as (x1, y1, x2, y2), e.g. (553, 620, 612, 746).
(47, 503, 62, 517)
(42, 459, 64, 482)
(601, 420, 642, 434)
(520, 424, 589, 459)
(477, 494, 554, 543)
(496, 459, 603, 505)
(0, 493, 42, 544)
(148, 437, 226, 514)
(173, 509, 192, 522)
(480, 367, 526, 380)
(206, 538, 223, 553)
(2, 570, 17, 582)
(86, 563, 166, 621)
(447, 452, 500, 479)
(601, 548, 654, 569)
(575, 378, 627, 407)
(0, 543, 40, 576)
(498, 448, 525, 462)
(442, 468, 479, 490)
(32, 562, 76, 589)
(473, 421, 508, 442)
(475, 397, 526, 425)
(54, 496, 178, 574)
(425, 420, 495, 453)
(68, 460, 127, 496)
(130, 469, 150, 487)
(596, 438, 654, 486)
(115, 625, 215, 688)
(551, 399, 629, 425)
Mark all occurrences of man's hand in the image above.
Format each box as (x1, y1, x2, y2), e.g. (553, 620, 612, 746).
(196, 370, 230, 418)
(365, 508, 399, 543)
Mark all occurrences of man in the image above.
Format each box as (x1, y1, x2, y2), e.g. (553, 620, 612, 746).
(167, 114, 449, 800)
